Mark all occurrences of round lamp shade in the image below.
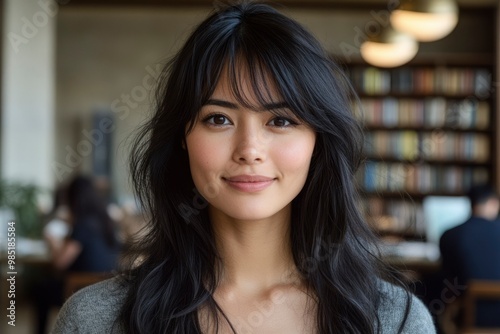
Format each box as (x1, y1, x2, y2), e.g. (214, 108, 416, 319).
(390, 0, 459, 42)
(360, 28, 418, 68)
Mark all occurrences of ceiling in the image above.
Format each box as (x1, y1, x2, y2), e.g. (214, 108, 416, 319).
(63, 0, 499, 8)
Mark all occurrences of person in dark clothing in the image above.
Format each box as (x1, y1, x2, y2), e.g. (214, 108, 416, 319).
(34, 175, 121, 334)
(56, 176, 121, 273)
(440, 183, 500, 328)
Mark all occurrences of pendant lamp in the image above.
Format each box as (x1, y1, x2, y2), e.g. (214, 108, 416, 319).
(360, 27, 418, 68)
(390, 0, 459, 42)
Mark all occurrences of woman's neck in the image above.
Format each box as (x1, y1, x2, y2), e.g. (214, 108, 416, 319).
(209, 203, 300, 294)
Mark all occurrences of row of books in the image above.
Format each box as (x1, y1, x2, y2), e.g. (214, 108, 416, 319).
(358, 162, 489, 193)
(349, 67, 492, 96)
(358, 98, 490, 130)
(364, 131, 490, 162)
(361, 198, 425, 235)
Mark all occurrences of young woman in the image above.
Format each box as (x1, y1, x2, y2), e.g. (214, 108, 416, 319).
(52, 2, 435, 333)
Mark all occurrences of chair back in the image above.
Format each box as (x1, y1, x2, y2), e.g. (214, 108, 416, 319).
(462, 280, 500, 334)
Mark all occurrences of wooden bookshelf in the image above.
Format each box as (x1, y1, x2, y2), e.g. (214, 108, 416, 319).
(346, 63, 496, 240)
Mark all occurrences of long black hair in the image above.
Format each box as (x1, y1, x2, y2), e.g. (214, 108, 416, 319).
(120, 1, 410, 333)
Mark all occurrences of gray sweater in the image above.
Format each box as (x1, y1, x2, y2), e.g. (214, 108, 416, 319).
(51, 277, 436, 333)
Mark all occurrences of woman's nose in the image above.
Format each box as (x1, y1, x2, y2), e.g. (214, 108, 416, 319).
(231, 127, 267, 164)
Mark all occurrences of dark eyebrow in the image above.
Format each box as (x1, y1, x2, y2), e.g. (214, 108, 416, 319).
(263, 102, 289, 111)
(204, 99, 289, 111)
(204, 99, 238, 109)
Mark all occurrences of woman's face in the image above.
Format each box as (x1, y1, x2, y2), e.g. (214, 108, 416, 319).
(185, 70, 316, 222)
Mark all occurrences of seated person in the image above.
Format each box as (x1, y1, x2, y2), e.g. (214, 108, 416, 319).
(440, 183, 500, 328)
(34, 175, 122, 334)
(48, 176, 122, 272)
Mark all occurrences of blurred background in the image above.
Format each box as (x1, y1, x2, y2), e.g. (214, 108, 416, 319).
(0, 0, 499, 333)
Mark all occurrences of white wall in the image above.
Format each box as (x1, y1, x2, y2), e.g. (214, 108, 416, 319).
(2, 0, 56, 209)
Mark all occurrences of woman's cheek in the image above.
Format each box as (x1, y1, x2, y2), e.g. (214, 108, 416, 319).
(276, 137, 315, 170)
(187, 133, 228, 187)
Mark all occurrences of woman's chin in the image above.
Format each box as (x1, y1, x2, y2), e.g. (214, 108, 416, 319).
(209, 202, 290, 223)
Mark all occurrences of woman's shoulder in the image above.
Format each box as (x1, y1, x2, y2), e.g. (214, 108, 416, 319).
(51, 276, 128, 334)
(377, 280, 436, 334)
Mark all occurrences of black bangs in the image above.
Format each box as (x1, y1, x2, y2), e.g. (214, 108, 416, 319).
(226, 53, 285, 112)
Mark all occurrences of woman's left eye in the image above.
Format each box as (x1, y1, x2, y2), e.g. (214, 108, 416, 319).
(267, 117, 296, 128)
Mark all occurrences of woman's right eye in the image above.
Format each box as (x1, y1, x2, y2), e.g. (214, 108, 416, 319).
(202, 114, 231, 126)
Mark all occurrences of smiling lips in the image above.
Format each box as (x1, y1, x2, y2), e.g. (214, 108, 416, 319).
(223, 175, 275, 192)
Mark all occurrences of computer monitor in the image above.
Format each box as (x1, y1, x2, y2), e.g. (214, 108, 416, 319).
(423, 196, 471, 245)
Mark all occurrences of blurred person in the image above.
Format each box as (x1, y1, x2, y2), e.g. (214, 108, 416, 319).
(34, 175, 122, 334)
(440, 183, 500, 328)
(43, 185, 71, 250)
